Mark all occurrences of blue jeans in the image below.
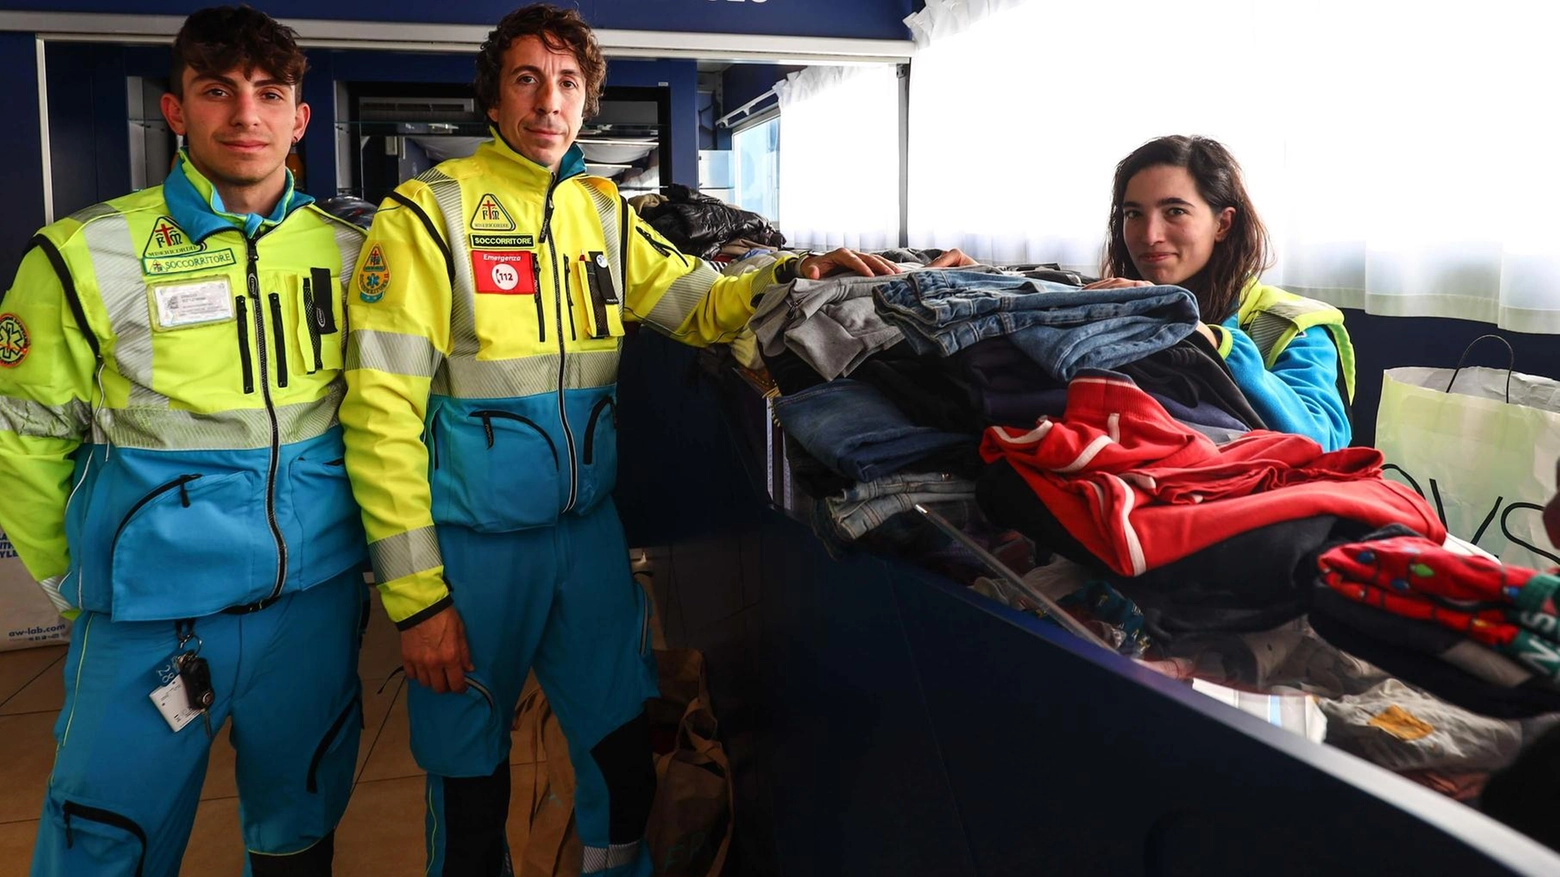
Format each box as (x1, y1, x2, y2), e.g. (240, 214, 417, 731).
(874, 270, 1199, 380)
(818, 471, 979, 543)
(771, 379, 974, 482)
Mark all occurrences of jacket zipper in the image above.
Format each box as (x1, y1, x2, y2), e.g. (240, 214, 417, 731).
(531, 255, 545, 343)
(470, 409, 559, 468)
(582, 395, 615, 465)
(235, 297, 254, 394)
(540, 175, 580, 513)
(268, 292, 289, 388)
(637, 226, 689, 267)
(302, 278, 325, 372)
(63, 802, 147, 877)
(247, 235, 288, 602)
(306, 695, 360, 793)
(111, 474, 202, 550)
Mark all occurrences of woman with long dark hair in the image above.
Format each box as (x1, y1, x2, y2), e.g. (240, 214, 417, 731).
(1086, 135, 1355, 450)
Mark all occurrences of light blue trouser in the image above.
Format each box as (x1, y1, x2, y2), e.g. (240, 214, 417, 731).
(413, 499, 658, 877)
(31, 569, 366, 877)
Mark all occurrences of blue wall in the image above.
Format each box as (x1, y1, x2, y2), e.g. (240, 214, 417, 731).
(0, 33, 45, 283)
(0, 0, 915, 39)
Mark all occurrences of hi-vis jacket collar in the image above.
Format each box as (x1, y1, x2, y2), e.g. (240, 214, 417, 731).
(485, 127, 589, 185)
(163, 149, 315, 243)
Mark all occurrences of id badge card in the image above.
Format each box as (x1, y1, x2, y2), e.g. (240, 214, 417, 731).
(149, 675, 201, 732)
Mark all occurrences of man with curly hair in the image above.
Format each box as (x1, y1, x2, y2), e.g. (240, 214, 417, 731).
(341, 5, 898, 874)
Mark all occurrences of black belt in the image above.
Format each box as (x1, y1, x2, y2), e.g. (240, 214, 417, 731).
(221, 594, 283, 615)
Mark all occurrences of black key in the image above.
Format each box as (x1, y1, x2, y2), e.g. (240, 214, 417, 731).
(178, 654, 215, 713)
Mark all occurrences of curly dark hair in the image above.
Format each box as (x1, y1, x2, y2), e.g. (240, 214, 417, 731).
(170, 5, 308, 99)
(474, 4, 607, 119)
(1102, 135, 1271, 324)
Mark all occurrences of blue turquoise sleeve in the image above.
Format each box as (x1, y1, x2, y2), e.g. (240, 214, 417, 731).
(1219, 320, 1351, 451)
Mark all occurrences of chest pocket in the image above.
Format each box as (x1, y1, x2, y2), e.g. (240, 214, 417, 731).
(295, 266, 346, 375)
(570, 250, 624, 349)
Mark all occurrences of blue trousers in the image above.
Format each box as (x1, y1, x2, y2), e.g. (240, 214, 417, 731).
(413, 499, 658, 877)
(31, 570, 366, 877)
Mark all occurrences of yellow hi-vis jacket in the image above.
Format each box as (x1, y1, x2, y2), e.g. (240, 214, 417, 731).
(342, 136, 796, 629)
(0, 153, 366, 621)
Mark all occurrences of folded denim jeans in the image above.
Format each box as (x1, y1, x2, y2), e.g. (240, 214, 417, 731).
(771, 378, 974, 483)
(822, 471, 979, 543)
(875, 270, 1199, 381)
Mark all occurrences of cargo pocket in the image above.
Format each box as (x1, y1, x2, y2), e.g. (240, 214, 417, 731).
(288, 453, 365, 584)
(302, 692, 362, 832)
(573, 253, 625, 348)
(409, 672, 504, 775)
(430, 409, 561, 532)
(61, 800, 147, 877)
(110, 471, 269, 620)
(573, 394, 618, 513)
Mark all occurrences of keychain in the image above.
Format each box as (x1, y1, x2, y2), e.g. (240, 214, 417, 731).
(149, 619, 215, 735)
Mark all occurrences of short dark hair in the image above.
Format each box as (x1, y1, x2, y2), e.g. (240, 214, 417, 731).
(170, 5, 308, 100)
(1102, 135, 1271, 323)
(474, 4, 607, 119)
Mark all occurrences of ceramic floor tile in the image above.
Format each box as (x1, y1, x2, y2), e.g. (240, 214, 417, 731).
(0, 646, 65, 710)
(357, 680, 418, 783)
(178, 796, 246, 876)
(0, 819, 37, 877)
(359, 592, 404, 687)
(0, 653, 64, 717)
(334, 775, 428, 877)
(0, 712, 57, 824)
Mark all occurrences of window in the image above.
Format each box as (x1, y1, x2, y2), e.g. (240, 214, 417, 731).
(733, 115, 780, 223)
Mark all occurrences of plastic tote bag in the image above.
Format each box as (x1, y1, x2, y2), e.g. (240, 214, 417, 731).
(1375, 336, 1560, 569)
(0, 527, 69, 651)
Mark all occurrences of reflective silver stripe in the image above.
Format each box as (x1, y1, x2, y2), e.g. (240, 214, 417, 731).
(330, 219, 365, 292)
(431, 350, 616, 399)
(67, 202, 117, 224)
(581, 841, 640, 874)
(38, 574, 71, 614)
(368, 525, 442, 584)
(1247, 311, 1289, 366)
(347, 329, 442, 378)
(582, 182, 623, 298)
(640, 260, 722, 337)
(420, 172, 481, 360)
(0, 396, 90, 439)
(80, 210, 170, 408)
(94, 382, 344, 450)
(331, 217, 365, 364)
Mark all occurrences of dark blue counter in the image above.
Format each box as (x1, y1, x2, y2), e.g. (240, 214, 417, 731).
(613, 329, 1560, 877)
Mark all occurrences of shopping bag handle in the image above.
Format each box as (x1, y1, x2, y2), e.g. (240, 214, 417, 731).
(1445, 333, 1513, 403)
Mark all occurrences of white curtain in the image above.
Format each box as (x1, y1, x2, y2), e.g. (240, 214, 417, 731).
(777, 64, 901, 252)
(905, 0, 1560, 333)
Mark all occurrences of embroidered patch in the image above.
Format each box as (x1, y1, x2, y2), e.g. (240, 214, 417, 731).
(469, 194, 516, 231)
(472, 250, 537, 295)
(143, 216, 201, 257)
(141, 215, 230, 275)
(0, 313, 30, 367)
(469, 234, 535, 249)
(358, 245, 390, 303)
